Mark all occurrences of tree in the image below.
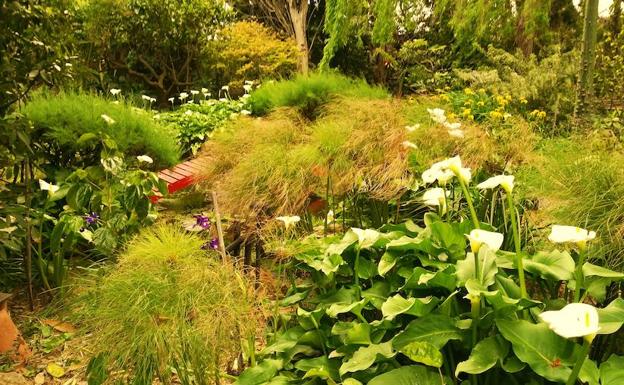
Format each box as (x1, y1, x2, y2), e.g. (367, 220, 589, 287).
(82, 0, 230, 101)
(574, 0, 600, 118)
(233, 0, 314, 74)
(611, 0, 622, 35)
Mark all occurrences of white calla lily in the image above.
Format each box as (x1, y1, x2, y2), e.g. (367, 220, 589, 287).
(276, 215, 300, 230)
(110, 88, 121, 96)
(136, 155, 153, 164)
(190, 90, 199, 95)
(427, 108, 447, 124)
(539, 303, 600, 339)
(467, 229, 504, 252)
(477, 175, 515, 193)
(179, 92, 189, 101)
(351, 228, 380, 249)
(100, 114, 115, 125)
(405, 124, 420, 132)
(548, 225, 596, 245)
(402, 141, 418, 150)
(39, 179, 60, 194)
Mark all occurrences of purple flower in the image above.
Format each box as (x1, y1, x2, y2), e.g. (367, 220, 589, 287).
(193, 214, 211, 230)
(201, 238, 220, 251)
(84, 212, 99, 225)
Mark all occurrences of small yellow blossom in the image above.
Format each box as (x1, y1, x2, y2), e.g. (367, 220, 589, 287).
(496, 95, 507, 106)
(477, 101, 485, 107)
(464, 88, 475, 95)
(489, 111, 503, 119)
(463, 100, 471, 106)
(478, 88, 486, 94)
(448, 112, 457, 120)
(440, 94, 450, 102)
(462, 108, 472, 117)
(520, 97, 528, 104)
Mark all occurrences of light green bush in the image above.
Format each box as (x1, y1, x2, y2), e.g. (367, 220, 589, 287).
(71, 225, 260, 385)
(248, 72, 388, 118)
(22, 92, 179, 167)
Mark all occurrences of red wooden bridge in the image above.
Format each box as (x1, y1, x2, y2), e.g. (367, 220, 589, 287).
(150, 156, 210, 203)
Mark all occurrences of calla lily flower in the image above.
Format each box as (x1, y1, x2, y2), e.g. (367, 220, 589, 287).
(427, 108, 447, 124)
(141, 95, 152, 101)
(276, 215, 300, 230)
(168, 97, 175, 104)
(39, 179, 60, 194)
(477, 175, 515, 193)
(444, 122, 461, 130)
(243, 84, 252, 93)
(423, 188, 449, 214)
(351, 228, 380, 249)
(110, 88, 121, 96)
(422, 168, 454, 185)
(201, 88, 209, 94)
(467, 229, 504, 252)
(548, 225, 596, 244)
(539, 303, 600, 339)
(190, 90, 199, 95)
(405, 124, 420, 132)
(326, 210, 334, 223)
(137, 155, 153, 164)
(402, 141, 418, 150)
(179, 92, 189, 101)
(101, 114, 115, 125)
(221, 85, 229, 91)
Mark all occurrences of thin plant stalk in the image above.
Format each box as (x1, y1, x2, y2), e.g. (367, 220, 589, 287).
(457, 178, 480, 230)
(574, 246, 588, 302)
(506, 192, 527, 298)
(565, 338, 592, 385)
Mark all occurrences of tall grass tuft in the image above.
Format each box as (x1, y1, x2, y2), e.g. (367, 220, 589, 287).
(22, 91, 180, 167)
(249, 72, 388, 118)
(69, 225, 261, 385)
(518, 138, 624, 272)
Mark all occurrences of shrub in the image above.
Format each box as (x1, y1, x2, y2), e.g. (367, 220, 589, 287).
(80, 0, 230, 100)
(206, 21, 298, 94)
(22, 92, 179, 168)
(248, 73, 388, 118)
(71, 225, 260, 385)
(158, 97, 249, 157)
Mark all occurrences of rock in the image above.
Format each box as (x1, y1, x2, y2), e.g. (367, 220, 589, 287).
(0, 372, 29, 385)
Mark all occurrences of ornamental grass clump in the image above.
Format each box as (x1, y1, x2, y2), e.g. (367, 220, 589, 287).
(22, 91, 180, 167)
(70, 225, 261, 385)
(200, 97, 409, 217)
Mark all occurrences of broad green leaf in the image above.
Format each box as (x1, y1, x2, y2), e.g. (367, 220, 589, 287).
(429, 220, 467, 260)
(599, 354, 624, 385)
(361, 281, 391, 309)
(297, 307, 324, 330)
(325, 231, 358, 255)
(501, 354, 526, 373)
(280, 291, 308, 306)
(368, 365, 447, 385)
(331, 322, 372, 345)
(306, 254, 344, 275)
(523, 250, 575, 281)
(497, 319, 577, 382)
(399, 341, 443, 368)
(260, 327, 304, 355)
(579, 358, 599, 385)
(456, 247, 498, 287)
(402, 267, 456, 291)
(597, 298, 624, 334)
(235, 359, 283, 385)
(392, 314, 463, 350)
(338, 341, 395, 376)
(381, 294, 439, 320)
(295, 356, 340, 382)
(378, 250, 399, 276)
(455, 336, 509, 376)
(582, 263, 624, 279)
(379, 219, 422, 236)
(350, 228, 381, 250)
(341, 379, 363, 385)
(326, 298, 367, 318)
(385, 234, 435, 255)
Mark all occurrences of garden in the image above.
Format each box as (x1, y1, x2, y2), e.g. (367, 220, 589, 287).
(1, 1, 624, 385)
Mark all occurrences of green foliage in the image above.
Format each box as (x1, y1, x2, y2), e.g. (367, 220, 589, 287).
(70, 225, 259, 385)
(80, 0, 231, 99)
(0, 0, 78, 116)
(22, 92, 179, 168)
(594, 30, 624, 109)
(237, 205, 624, 384)
(396, 39, 454, 94)
(248, 73, 388, 117)
(207, 21, 298, 92)
(158, 97, 249, 156)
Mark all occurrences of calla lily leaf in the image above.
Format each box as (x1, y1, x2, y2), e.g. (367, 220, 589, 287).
(378, 250, 400, 276)
(399, 341, 443, 368)
(331, 321, 372, 345)
(455, 335, 509, 376)
(456, 247, 498, 287)
(599, 354, 624, 385)
(361, 281, 391, 309)
(326, 298, 367, 318)
(597, 298, 624, 334)
(338, 341, 395, 376)
(381, 294, 439, 320)
(496, 319, 577, 383)
(392, 314, 463, 350)
(367, 365, 449, 385)
(582, 262, 624, 279)
(235, 359, 283, 385)
(523, 250, 575, 281)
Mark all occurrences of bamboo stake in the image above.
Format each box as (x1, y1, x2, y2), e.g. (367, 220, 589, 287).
(211, 191, 227, 262)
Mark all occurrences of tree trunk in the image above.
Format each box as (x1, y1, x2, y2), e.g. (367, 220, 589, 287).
(288, 0, 309, 75)
(612, 0, 622, 35)
(574, 0, 599, 119)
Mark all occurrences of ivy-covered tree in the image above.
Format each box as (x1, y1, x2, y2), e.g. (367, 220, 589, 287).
(81, 0, 231, 101)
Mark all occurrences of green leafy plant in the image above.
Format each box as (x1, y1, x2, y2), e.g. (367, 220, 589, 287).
(158, 96, 249, 156)
(22, 91, 180, 168)
(236, 157, 624, 385)
(70, 224, 260, 385)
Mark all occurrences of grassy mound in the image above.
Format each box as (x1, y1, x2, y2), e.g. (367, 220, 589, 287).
(70, 225, 260, 385)
(22, 92, 179, 167)
(249, 72, 388, 118)
(201, 97, 409, 217)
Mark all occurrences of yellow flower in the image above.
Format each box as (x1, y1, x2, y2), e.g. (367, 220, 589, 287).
(463, 100, 471, 106)
(520, 97, 528, 104)
(447, 112, 457, 120)
(505, 94, 512, 101)
(462, 108, 472, 117)
(440, 94, 450, 102)
(489, 111, 503, 119)
(496, 95, 507, 106)
(477, 101, 485, 107)
(464, 88, 475, 95)
(478, 88, 486, 94)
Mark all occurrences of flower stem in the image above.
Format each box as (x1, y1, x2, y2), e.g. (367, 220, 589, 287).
(458, 178, 480, 229)
(565, 338, 592, 385)
(507, 192, 527, 299)
(354, 247, 361, 294)
(574, 247, 587, 302)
